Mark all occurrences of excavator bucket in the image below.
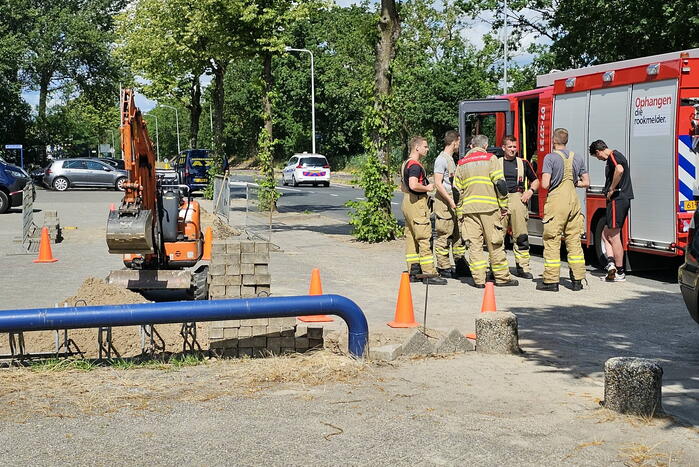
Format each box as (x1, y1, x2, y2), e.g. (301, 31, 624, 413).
(106, 209, 155, 255)
(106, 269, 192, 290)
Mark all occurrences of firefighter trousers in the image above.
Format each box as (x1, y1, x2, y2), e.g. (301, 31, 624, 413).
(460, 210, 511, 285)
(402, 192, 436, 274)
(542, 192, 586, 283)
(433, 195, 465, 270)
(501, 192, 531, 272)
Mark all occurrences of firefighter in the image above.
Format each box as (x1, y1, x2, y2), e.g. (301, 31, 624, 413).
(500, 135, 540, 279)
(433, 130, 468, 279)
(401, 136, 447, 285)
(537, 128, 589, 292)
(454, 134, 518, 288)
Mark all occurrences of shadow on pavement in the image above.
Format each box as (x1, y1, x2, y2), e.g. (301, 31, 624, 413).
(511, 289, 699, 426)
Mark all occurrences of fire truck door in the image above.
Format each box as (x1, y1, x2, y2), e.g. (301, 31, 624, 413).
(458, 99, 513, 156)
(552, 91, 589, 219)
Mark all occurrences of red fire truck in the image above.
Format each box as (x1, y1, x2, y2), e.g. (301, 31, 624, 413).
(458, 49, 699, 266)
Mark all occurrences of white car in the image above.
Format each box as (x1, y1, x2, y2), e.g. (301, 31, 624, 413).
(281, 153, 330, 187)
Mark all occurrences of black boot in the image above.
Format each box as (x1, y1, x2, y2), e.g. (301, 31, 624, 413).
(515, 266, 533, 280)
(409, 264, 422, 283)
(437, 267, 454, 279)
(423, 276, 448, 285)
(454, 258, 471, 278)
(569, 270, 585, 291)
(495, 279, 519, 287)
(536, 282, 559, 292)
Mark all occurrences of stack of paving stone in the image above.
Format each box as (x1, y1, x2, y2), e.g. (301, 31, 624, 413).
(207, 239, 270, 299)
(207, 238, 324, 357)
(209, 319, 324, 357)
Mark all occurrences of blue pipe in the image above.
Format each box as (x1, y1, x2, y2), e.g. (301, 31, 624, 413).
(0, 294, 368, 357)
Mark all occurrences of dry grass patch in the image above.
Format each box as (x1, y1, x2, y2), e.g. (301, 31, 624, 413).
(619, 442, 677, 466)
(0, 351, 371, 422)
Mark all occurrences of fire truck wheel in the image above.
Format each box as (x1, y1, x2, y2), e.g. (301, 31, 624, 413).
(593, 215, 607, 269)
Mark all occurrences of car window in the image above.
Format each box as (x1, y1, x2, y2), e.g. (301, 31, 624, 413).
(63, 160, 86, 169)
(87, 161, 109, 171)
(299, 157, 327, 167)
(288, 157, 297, 166)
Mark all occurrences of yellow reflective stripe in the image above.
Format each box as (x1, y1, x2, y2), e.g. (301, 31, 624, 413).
(434, 249, 449, 254)
(406, 254, 419, 259)
(568, 255, 584, 259)
(419, 259, 434, 265)
(491, 262, 509, 271)
(463, 199, 499, 206)
(490, 170, 504, 181)
(470, 264, 488, 270)
(568, 259, 586, 264)
(544, 261, 561, 267)
(463, 180, 494, 188)
(514, 252, 530, 258)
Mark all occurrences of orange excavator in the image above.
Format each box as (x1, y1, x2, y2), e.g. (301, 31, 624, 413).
(105, 89, 208, 299)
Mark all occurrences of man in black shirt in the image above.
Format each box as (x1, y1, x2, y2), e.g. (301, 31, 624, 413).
(590, 139, 634, 282)
(500, 135, 539, 278)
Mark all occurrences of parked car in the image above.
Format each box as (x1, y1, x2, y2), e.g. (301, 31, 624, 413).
(0, 155, 32, 214)
(30, 166, 47, 186)
(171, 149, 228, 192)
(43, 158, 128, 191)
(679, 208, 699, 325)
(281, 153, 331, 187)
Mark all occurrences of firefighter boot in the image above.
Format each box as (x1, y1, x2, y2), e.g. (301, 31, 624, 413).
(495, 278, 519, 287)
(569, 270, 584, 291)
(424, 276, 448, 285)
(437, 267, 455, 279)
(536, 281, 559, 292)
(454, 257, 471, 278)
(409, 263, 422, 283)
(515, 266, 534, 280)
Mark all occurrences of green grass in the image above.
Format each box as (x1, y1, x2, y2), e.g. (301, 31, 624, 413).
(27, 353, 207, 372)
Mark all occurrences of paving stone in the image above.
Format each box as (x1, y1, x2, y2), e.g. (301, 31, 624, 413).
(211, 275, 242, 286)
(281, 336, 295, 348)
(223, 328, 238, 340)
(209, 326, 223, 340)
(212, 242, 227, 255)
(239, 337, 254, 348)
(238, 347, 253, 358)
(240, 241, 255, 253)
(435, 328, 474, 354)
(252, 325, 268, 336)
(209, 285, 225, 297)
(241, 253, 269, 264)
(224, 286, 241, 298)
(238, 326, 252, 338)
(254, 242, 270, 254)
(603, 357, 664, 417)
(254, 264, 269, 275)
(308, 338, 323, 349)
(220, 320, 241, 327)
(226, 242, 241, 254)
(307, 327, 323, 339)
(370, 344, 403, 361)
(295, 337, 309, 349)
(252, 336, 267, 347)
(226, 264, 241, 276)
(255, 285, 271, 296)
(475, 312, 521, 355)
(240, 263, 255, 275)
(402, 330, 435, 356)
(209, 263, 226, 276)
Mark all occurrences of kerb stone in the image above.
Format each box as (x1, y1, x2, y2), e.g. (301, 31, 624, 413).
(370, 344, 403, 361)
(401, 330, 435, 356)
(603, 357, 663, 417)
(475, 312, 521, 354)
(435, 328, 474, 354)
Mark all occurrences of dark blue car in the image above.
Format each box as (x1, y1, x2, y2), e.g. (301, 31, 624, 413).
(0, 155, 32, 214)
(172, 149, 228, 191)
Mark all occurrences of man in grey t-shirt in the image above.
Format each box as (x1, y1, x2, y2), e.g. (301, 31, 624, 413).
(432, 130, 467, 278)
(542, 149, 587, 191)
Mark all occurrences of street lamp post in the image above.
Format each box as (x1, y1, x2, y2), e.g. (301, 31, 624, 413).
(144, 112, 160, 162)
(284, 46, 316, 154)
(503, 0, 508, 94)
(160, 104, 181, 154)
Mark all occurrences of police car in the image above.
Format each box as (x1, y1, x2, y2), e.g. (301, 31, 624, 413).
(282, 153, 330, 187)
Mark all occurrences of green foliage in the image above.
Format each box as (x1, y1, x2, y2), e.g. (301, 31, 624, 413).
(346, 150, 402, 242)
(30, 358, 98, 372)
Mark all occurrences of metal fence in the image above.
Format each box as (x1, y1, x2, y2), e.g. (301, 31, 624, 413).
(212, 174, 230, 222)
(243, 182, 273, 243)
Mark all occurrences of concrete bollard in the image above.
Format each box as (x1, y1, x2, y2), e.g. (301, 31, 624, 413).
(475, 312, 520, 354)
(603, 357, 663, 417)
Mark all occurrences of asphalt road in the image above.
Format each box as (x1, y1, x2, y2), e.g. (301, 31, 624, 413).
(229, 173, 405, 223)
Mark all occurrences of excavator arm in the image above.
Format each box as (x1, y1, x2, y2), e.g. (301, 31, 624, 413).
(106, 89, 159, 257)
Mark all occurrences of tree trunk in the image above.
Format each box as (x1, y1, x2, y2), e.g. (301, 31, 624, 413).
(188, 77, 202, 149)
(38, 72, 51, 120)
(373, 0, 401, 169)
(262, 52, 273, 148)
(211, 61, 226, 161)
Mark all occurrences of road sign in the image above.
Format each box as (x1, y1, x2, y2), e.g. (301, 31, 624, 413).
(5, 144, 22, 149)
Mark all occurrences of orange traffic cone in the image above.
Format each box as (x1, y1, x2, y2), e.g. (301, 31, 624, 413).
(33, 226, 58, 263)
(202, 226, 213, 261)
(466, 282, 497, 339)
(387, 272, 419, 328)
(298, 268, 334, 322)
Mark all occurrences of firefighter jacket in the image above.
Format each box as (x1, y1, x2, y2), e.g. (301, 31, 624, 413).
(454, 150, 508, 215)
